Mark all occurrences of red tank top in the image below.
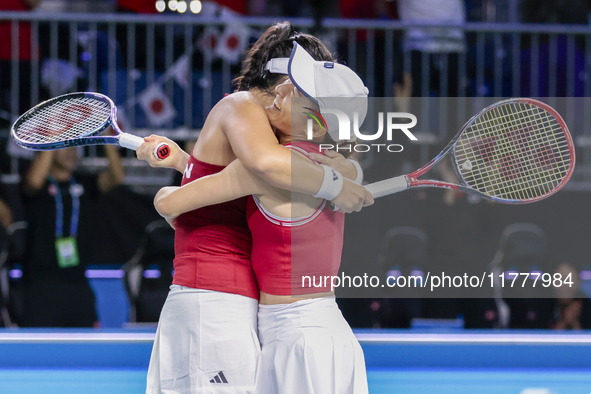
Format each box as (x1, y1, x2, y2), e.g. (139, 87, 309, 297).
(173, 155, 258, 299)
(246, 142, 345, 296)
(0, 0, 34, 61)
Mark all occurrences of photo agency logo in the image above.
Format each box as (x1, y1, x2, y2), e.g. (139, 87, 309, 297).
(304, 107, 419, 153)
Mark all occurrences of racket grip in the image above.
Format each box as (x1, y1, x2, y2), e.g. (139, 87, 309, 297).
(365, 176, 409, 198)
(153, 143, 171, 160)
(118, 133, 145, 151)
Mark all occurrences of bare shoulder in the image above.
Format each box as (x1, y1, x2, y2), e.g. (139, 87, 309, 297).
(213, 91, 267, 118)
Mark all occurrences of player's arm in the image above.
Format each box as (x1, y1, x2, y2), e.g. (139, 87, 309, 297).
(154, 159, 271, 220)
(98, 144, 125, 193)
(0, 198, 13, 229)
(136, 127, 359, 183)
(223, 97, 323, 190)
(222, 97, 372, 211)
(23, 151, 54, 196)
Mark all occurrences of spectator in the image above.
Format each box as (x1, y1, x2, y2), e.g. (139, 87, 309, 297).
(519, 0, 589, 97)
(0, 0, 44, 128)
(0, 196, 12, 231)
(0, 180, 14, 328)
(553, 262, 591, 330)
(117, 0, 158, 13)
(20, 143, 124, 327)
(213, 0, 248, 15)
(338, 0, 401, 97)
(396, 0, 466, 97)
(554, 297, 584, 330)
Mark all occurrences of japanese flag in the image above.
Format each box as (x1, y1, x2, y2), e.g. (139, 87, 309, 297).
(214, 23, 250, 64)
(170, 54, 190, 89)
(138, 85, 177, 127)
(199, 26, 220, 61)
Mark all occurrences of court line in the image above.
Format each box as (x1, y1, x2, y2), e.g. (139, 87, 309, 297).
(0, 332, 155, 343)
(2, 332, 591, 345)
(355, 333, 591, 345)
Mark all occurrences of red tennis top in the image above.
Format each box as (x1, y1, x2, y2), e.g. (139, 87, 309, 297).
(246, 142, 345, 296)
(172, 155, 258, 299)
(0, 0, 34, 60)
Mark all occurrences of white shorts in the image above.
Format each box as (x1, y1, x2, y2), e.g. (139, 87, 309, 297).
(146, 285, 260, 394)
(255, 297, 369, 394)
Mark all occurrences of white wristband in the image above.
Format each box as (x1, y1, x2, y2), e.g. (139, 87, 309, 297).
(347, 158, 364, 184)
(313, 165, 344, 201)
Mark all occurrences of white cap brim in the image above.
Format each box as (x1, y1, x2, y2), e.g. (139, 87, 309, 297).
(287, 42, 369, 143)
(287, 42, 318, 100)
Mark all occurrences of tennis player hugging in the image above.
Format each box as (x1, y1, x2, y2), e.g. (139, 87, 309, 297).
(152, 42, 370, 394)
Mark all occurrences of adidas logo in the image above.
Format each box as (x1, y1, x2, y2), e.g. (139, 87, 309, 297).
(209, 371, 228, 384)
(332, 169, 338, 181)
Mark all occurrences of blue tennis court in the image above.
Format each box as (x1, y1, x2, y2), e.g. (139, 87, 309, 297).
(1, 329, 590, 393)
(1, 368, 591, 394)
(369, 369, 591, 394)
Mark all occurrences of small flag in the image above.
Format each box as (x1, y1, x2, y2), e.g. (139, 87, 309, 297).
(170, 54, 190, 89)
(214, 23, 250, 64)
(138, 85, 177, 127)
(41, 59, 83, 97)
(199, 26, 220, 61)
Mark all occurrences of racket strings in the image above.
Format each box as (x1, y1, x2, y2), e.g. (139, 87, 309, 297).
(465, 111, 568, 161)
(14, 96, 111, 144)
(455, 102, 572, 201)
(490, 104, 569, 198)
(462, 104, 570, 199)
(463, 105, 567, 200)
(459, 128, 570, 188)
(457, 110, 559, 173)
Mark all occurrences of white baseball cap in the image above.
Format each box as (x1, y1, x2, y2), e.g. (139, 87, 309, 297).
(264, 43, 369, 142)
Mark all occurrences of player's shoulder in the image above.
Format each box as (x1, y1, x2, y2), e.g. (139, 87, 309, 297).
(215, 91, 266, 114)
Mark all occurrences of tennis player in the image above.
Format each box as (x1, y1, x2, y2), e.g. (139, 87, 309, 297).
(138, 23, 372, 394)
(153, 43, 369, 394)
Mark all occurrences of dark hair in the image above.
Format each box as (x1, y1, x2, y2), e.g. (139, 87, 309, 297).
(233, 22, 334, 93)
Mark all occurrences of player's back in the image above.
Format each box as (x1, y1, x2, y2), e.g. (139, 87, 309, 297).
(172, 92, 265, 299)
(247, 142, 345, 299)
(191, 91, 264, 166)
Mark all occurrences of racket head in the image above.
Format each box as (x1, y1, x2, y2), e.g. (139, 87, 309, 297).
(11, 92, 116, 150)
(450, 98, 575, 204)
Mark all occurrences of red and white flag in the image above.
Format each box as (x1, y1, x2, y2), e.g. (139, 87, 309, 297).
(138, 85, 177, 127)
(199, 26, 220, 61)
(169, 54, 190, 89)
(214, 23, 250, 64)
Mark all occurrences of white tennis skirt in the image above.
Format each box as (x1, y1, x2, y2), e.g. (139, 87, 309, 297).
(255, 297, 369, 394)
(146, 285, 260, 394)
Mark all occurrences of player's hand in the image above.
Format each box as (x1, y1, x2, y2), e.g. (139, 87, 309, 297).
(309, 150, 358, 181)
(332, 179, 374, 213)
(136, 135, 188, 172)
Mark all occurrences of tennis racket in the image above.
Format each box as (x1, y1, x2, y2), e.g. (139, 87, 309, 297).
(11, 92, 170, 160)
(365, 98, 575, 204)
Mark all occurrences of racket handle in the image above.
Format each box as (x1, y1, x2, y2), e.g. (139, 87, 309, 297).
(118, 133, 145, 151)
(153, 143, 171, 160)
(365, 175, 409, 198)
